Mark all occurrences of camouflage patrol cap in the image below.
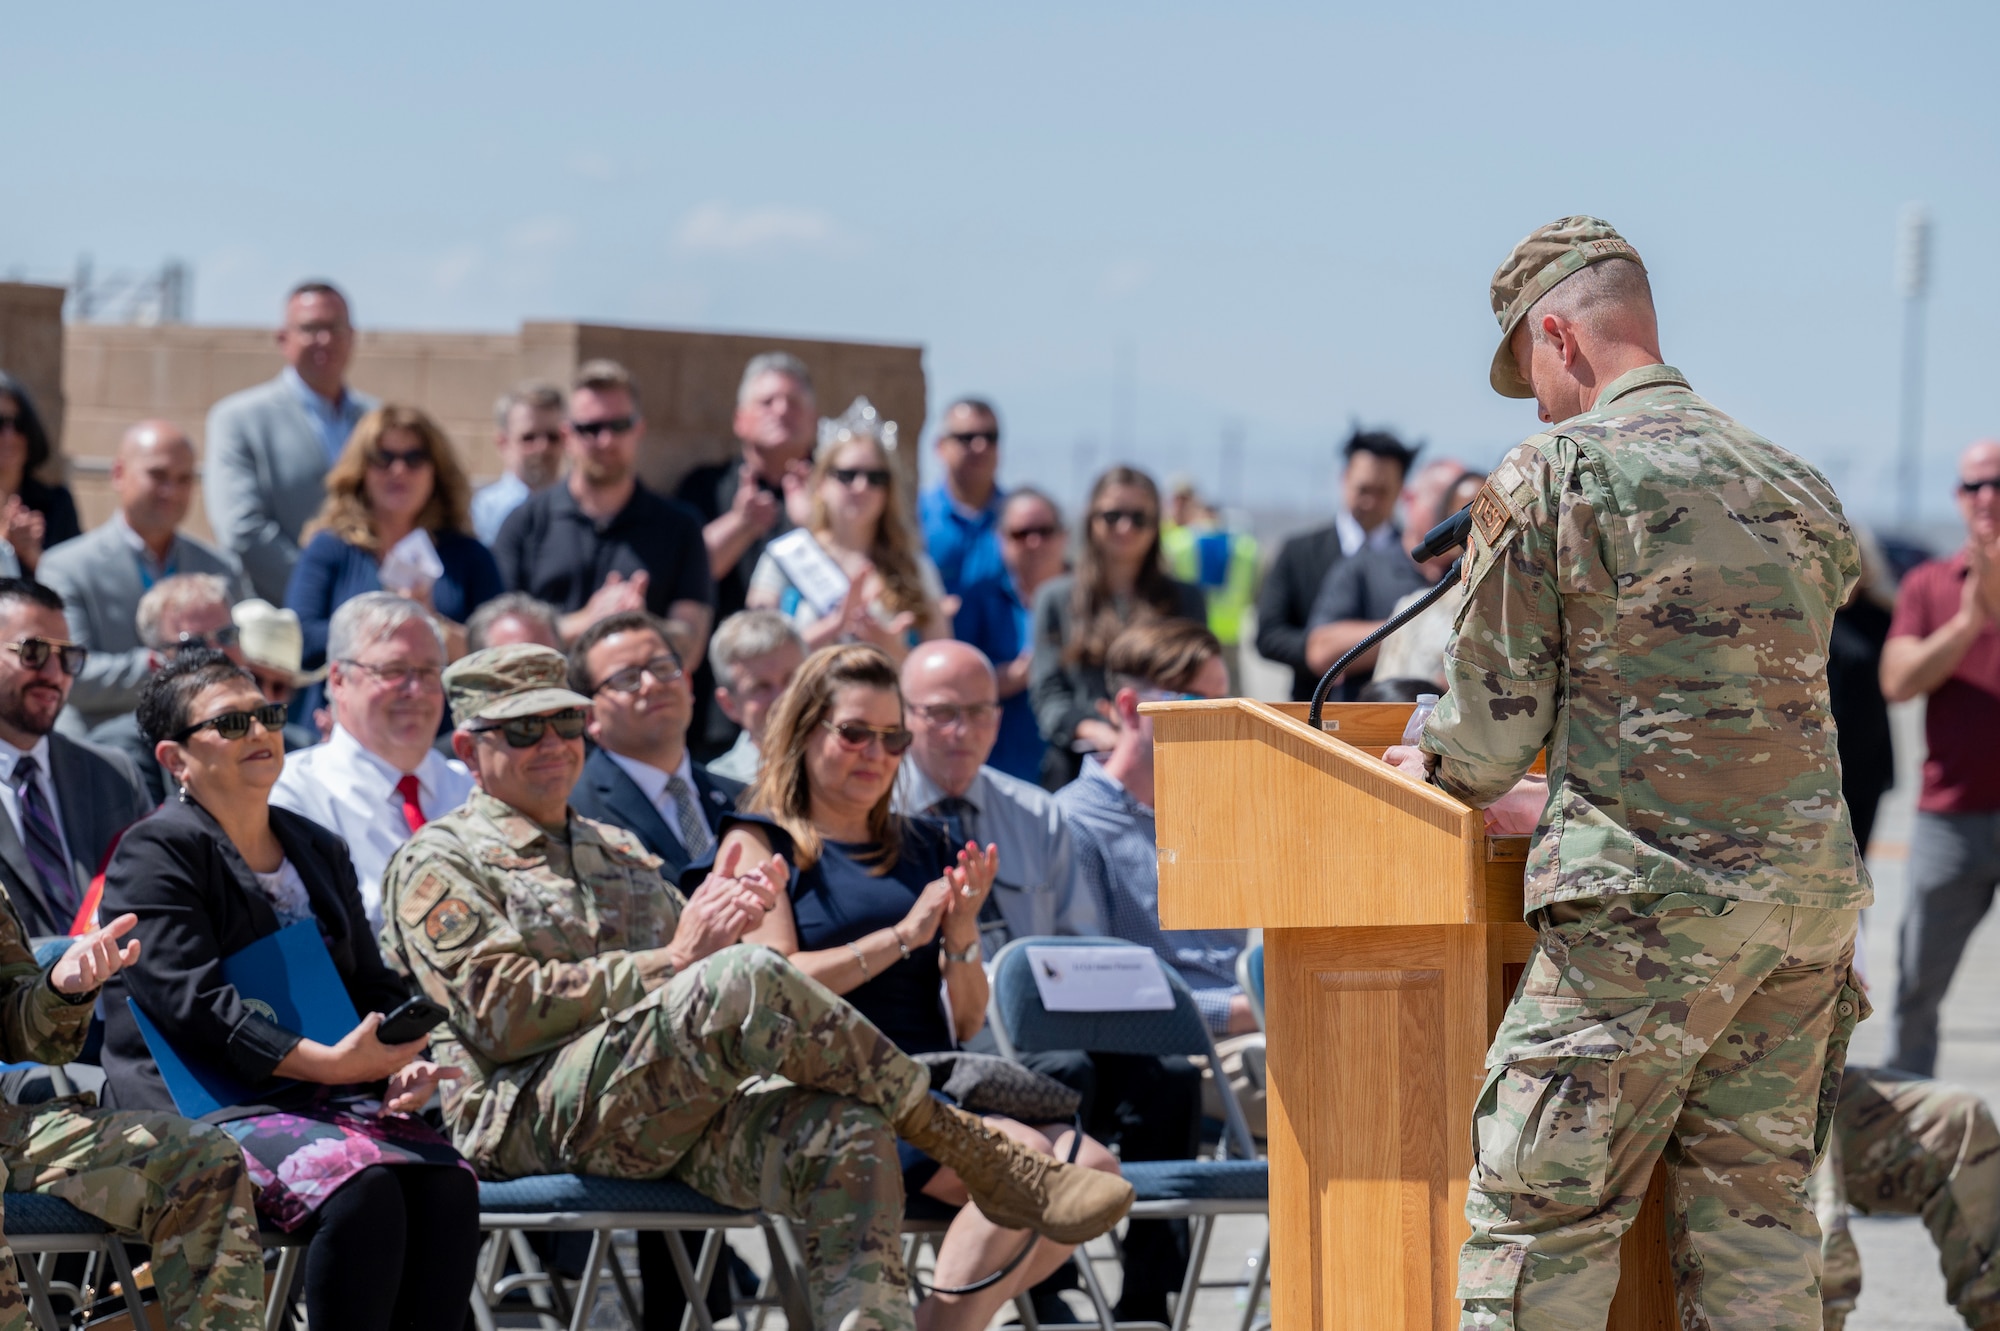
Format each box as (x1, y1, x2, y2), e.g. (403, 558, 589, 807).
(445, 644, 593, 728)
(1488, 216, 1645, 399)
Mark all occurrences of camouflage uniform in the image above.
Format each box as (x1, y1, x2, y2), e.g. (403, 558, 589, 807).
(1425, 218, 1873, 1329)
(0, 898, 262, 1330)
(380, 787, 931, 1331)
(1812, 1065, 2000, 1331)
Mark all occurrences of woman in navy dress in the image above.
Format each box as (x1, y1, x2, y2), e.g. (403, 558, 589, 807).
(718, 643, 1121, 1331)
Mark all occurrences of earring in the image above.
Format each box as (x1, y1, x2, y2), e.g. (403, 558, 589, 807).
(177, 782, 189, 804)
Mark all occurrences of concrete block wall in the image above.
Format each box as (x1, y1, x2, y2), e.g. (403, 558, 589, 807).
(0, 284, 68, 463)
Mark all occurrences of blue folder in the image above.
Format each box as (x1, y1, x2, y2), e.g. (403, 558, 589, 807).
(128, 920, 360, 1119)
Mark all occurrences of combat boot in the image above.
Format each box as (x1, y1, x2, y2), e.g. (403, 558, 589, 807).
(897, 1097, 1134, 1244)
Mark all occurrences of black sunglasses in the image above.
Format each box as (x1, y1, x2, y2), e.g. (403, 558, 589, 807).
(173, 703, 288, 744)
(0, 415, 20, 436)
(570, 417, 637, 439)
(831, 467, 892, 489)
(368, 446, 432, 471)
(1091, 508, 1154, 530)
(1960, 478, 2000, 496)
(6, 638, 87, 676)
(943, 430, 1000, 448)
(1004, 523, 1059, 542)
(822, 719, 914, 755)
(471, 708, 589, 748)
(175, 626, 240, 652)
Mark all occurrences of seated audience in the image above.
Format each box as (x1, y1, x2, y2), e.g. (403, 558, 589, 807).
(271, 594, 473, 930)
(0, 372, 81, 575)
(0, 579, 150, 936)
(920, 397, 1007, 597)
(101, 651, 478, 1331)
(494, 359, 714, 652)
(954, 487, 1068, 784)
(205, 281, 377, 602)
(706, 609, 805, 783)
(286, 404, 502, 671)
(749, 403, 950, 661)
(893, 640, 1098, 956)
(570, 612, 744, 878)
(41, 420, 244, 731)
(471, 381, 565, 544)
(1030, 467, 1205, 787)
(729, 644, 1122, 1331)
(377, 645, 1132, 1331)
(466, 590, 563, 653)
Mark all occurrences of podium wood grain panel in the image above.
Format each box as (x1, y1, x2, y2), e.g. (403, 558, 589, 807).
(1145, 699, 1676, 1330)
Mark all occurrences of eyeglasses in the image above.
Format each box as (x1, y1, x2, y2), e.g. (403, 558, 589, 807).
(0, 416, 20, 437)
(822, 719, 914, 755)
(570, 417, 636, 439)
(470, 708, 590, 748)
(911, 701, 1000, 729)
(1091, 509, 1155, 531)
(830, 467, 892, 489)
(593, 656, 684, 695)
(338, 659, 444, 691)
(942, 430, 1000, 449)
(1003, 523, 1059, 542)
(6, 638, 87, 676)
(1960, 478, 2000, 496)
(514, 429, 564, 445)
(174, 626, 241, 652)
(172, 703, 289, 744)
(368, 447, 433, 471)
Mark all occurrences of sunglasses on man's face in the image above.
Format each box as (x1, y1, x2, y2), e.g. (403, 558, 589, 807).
(174, 626, 240, 653)
(6, 638, 87, 676)
(1960, 477, 2000, 497)
(570, 417, 636, 439)
(471, 708, 590, 749)
(822, 719, 914, 755)
(830, 467, 892, 490)
(943, 430, 999, 449)
(172, 703, 289, 744)
(367, 447, 432, 472)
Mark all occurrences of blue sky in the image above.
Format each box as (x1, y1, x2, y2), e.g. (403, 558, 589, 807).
(9, 3, 1998, 526)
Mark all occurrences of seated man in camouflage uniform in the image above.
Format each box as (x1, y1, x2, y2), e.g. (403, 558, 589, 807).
(379, 645, 1133, 1331)
(0, 909, 263, 1330)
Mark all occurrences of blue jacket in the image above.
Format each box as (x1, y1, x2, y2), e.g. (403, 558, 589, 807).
(952, 571, 1046, 784)
(285, 529, 504, 668)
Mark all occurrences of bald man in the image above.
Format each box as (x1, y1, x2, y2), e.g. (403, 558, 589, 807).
(41, 420, 246, 731)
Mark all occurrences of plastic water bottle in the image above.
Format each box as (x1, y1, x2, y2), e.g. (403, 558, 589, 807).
(1401, 694, 1440, 746)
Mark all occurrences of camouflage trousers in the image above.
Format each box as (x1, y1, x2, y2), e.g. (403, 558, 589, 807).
(0, 1102, 262, 1331)
(1459, 894, 1863, 1330)
(1812, 1065, 2000, 1331)
(492, 944, 930, 1331)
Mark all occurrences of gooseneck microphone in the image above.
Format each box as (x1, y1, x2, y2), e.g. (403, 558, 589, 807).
(1409, 502, 1474, 564)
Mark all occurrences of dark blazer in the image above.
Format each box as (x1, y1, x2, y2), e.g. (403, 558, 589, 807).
(569, 747, 745, 880)
(0, 734, 151, 938)
(97, 798, 414, 1114)
(1255, 523, 1347, 701)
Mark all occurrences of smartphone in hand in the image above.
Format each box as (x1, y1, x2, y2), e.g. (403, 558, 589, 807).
(376, 995, 448, 1045)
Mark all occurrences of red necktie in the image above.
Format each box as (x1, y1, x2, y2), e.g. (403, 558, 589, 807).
(396, 774, 426, 834)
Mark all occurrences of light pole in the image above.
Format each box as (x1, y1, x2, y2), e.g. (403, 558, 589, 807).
(1898, 204, 1931, 534)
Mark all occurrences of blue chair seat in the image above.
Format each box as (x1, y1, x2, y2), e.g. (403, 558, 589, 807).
(1120, 1159, 1268, 1202)
(478, 1174, 746, 1217)
(2, 1192, 107, 1234)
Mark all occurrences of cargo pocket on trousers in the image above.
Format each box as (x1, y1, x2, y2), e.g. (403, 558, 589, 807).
(1472, 1002, 1652, 1208)
(1455, 1239, 1527, 1313)
(1810, 971, 1870, 1169)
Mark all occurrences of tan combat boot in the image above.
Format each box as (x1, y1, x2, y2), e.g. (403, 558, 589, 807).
(897, 1097, 1134, 1244)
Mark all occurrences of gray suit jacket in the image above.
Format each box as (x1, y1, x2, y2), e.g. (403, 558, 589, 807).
(204, 374, 376, 602)
(39, 522, 246, 731)
(0, 734, 151, 939)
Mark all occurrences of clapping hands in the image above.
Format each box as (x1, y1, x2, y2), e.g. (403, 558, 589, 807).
(669, 840, 787, 969)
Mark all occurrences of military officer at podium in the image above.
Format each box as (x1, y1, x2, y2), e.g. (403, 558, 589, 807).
(1385, 217, 1871, 1330)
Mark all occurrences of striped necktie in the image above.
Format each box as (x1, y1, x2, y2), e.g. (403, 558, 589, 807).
(665, 774, 713, 860)
(11, 756, 77, 919)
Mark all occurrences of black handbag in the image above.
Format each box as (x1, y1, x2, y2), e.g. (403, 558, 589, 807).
(913, 1051, 1081, 1123)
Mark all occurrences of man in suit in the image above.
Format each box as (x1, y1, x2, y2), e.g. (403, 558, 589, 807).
(0, 579, 150, 938)
(41, 421, 245, 732)
(1253, 427, 1416, 700)
(568, 611, 742, 880)
(205, 281, 378, 602)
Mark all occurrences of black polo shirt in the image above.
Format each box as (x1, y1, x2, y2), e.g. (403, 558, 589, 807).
(493, 479, 714, 618)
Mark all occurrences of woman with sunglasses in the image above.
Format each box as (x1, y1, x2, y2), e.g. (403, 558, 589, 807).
(0, 370, 81, 575)
(747, 406, 948, 663)
(1028, 466, 1206, 786)
(286, 404, 502, 682)
(96, 651, 481, 1331)
(714, 644, 1122, 1331)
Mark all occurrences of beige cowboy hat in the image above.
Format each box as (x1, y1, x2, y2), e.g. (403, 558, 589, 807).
(231, 599, 330, 686)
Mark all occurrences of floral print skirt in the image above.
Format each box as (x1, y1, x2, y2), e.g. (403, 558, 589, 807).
(219, 1097, 472, 1232)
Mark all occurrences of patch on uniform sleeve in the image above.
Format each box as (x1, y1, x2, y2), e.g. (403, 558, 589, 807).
(423, 897, 484, 951)
(397, 869, 450, 929)
(1470, 480, 1515, 546)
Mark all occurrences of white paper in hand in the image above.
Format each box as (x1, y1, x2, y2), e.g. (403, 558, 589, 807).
(378, 528, 445, 596)
(1026, 945, 1175, 1012)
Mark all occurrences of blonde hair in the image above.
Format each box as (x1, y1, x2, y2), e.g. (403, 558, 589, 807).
(806, 434, 934, 619)
(303, 405, 472, 552)
(743, 643, 905, 874)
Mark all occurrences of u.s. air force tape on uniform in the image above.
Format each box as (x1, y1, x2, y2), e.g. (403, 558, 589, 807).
(1026, 945, 1174, 1011)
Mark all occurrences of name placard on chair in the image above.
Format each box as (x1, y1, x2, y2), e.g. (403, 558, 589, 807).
(1026, 945, 1175, 1012)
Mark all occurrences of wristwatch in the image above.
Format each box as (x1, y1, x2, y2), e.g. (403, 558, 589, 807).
(941, 941, 982, 965)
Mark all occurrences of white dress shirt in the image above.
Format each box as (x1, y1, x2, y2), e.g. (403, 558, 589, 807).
(1333, 508, 1399, 558)
(0, 736, 73, 871)
(270, 726, 475, 930)
(603, 748, 712, 854)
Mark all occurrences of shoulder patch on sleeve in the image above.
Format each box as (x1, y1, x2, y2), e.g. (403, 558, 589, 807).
(423, 897, 484, 951)
(397, 868, 450, 929)
(1470, 481, 1515, 547)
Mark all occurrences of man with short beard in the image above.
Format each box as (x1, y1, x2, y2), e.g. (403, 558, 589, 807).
(0, 580, 150, 936)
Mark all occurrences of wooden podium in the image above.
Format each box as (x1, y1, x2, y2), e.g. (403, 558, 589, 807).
(1145, 699, 1674, 1330)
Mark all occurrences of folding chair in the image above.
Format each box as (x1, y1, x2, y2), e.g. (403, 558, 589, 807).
(1236, 944, 1263, 1029)
(0, 1191, 152, 1331)
(988, 937, 1269, 1331)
